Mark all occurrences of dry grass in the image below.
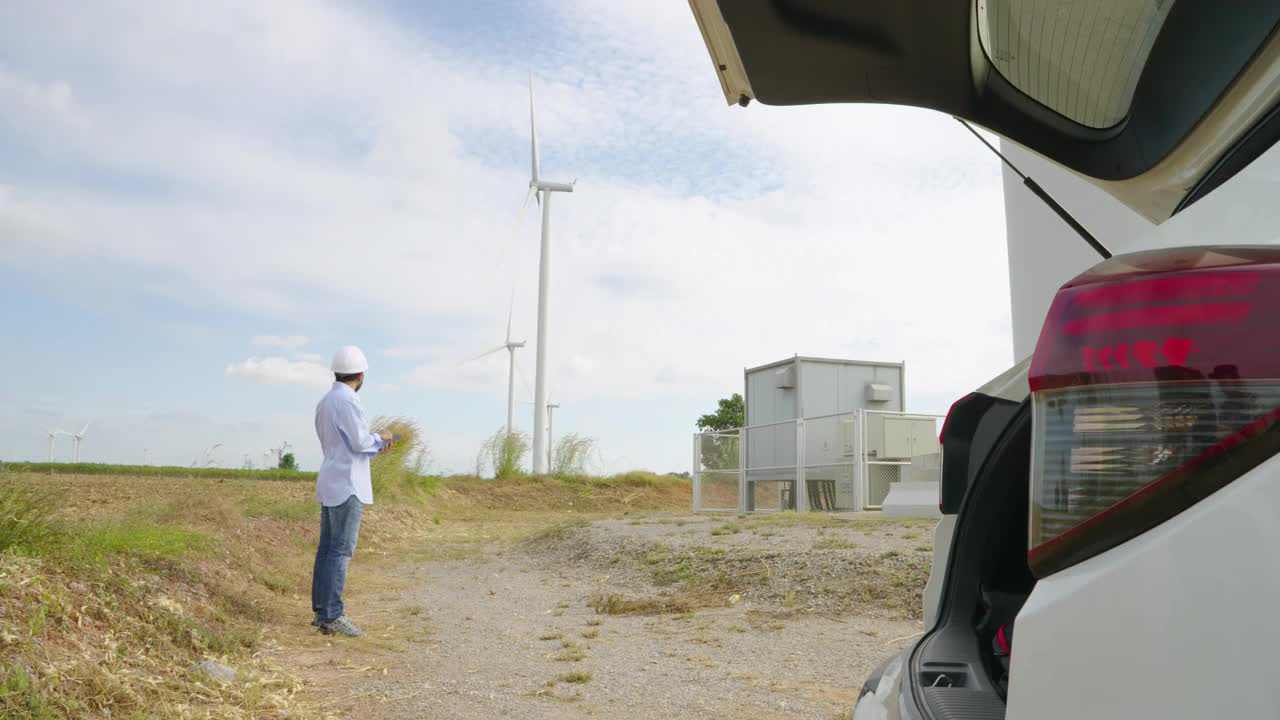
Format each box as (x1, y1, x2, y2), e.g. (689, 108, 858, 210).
(0, 463, 690, 718)
(560, 671, 592, 684)
(589, 571, 739, 616)
(554, 642, 587, 662)
(440, 472, 690, 514)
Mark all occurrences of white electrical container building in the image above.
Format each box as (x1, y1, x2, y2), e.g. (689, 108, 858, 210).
(742, 356, 910, 511)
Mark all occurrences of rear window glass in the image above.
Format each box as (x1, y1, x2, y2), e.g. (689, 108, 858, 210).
(977, 0, 1175, 129)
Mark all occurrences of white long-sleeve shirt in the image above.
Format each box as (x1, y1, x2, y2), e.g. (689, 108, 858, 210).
(314, 382, 383, 506)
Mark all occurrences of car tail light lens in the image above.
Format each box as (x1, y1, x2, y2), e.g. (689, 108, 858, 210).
(1028, 247, 1280, 577)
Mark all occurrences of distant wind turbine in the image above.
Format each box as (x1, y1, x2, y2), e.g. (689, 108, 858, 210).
(44, 427, 67, 463)
(546, 400, 561, 472)
(464, 296, 527, 435)
(71, 422, 91, 463)
(524, 74, 575, 474)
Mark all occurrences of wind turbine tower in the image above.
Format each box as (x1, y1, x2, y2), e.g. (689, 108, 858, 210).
(524, 76, 575, 474)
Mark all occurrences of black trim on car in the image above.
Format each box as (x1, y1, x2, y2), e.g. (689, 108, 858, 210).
(1176, 99, 1280, 215)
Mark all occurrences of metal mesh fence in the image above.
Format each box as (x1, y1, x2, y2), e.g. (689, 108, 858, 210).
(694, 411, 941, 513)
(694, 431, 740, 511)
(749, 475, 795, 512)
(864, 463, 902, 510)
(799, 463, 856, 511)
(699, 472, 740, 511)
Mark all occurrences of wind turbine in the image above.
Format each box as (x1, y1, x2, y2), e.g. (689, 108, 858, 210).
(546, 401, 561, 471)
(524, 75, 575, 474)
(464, 298, 527, 435)
(44, 427, 67, 463)
(71, 422, 91, 463)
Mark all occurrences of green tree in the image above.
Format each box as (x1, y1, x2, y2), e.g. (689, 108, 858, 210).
(278, 452, 298, 471)
(697, 393, 744, 432)
(696, 393, 744, 471)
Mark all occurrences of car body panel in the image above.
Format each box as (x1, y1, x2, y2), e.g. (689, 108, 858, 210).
(1007, 451, 1280, 718)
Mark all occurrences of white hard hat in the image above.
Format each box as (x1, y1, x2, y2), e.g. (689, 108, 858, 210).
(331, 345, 369, 375)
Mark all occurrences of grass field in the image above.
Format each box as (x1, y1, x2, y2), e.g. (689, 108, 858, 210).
(0, 460, 691, 719)
(2, 461, 316, 482)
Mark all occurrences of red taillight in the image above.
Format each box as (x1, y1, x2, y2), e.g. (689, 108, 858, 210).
(938, 395, 966, 446)
(1028, 247, 1280, 577)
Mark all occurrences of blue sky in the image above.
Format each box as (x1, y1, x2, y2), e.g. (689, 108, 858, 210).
(0, 1, 1014, 473)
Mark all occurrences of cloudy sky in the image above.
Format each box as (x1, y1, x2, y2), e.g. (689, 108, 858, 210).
(0, 1, 1016, 473)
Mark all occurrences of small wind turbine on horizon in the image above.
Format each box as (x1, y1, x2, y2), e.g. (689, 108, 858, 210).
(71, 422, 91, 463)
(523, 74, 575, 475)
(546, 400, 561, 472)
(464, 296, 527, 436)
(44, 427, 68, 463)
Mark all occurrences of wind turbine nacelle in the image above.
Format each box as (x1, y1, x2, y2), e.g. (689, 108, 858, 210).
(535, 180, 575, 193)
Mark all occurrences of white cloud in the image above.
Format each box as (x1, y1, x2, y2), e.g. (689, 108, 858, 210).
(559, 354, 595, 379)
(252, 335, 311, 352)
(225, 356, 331, 386)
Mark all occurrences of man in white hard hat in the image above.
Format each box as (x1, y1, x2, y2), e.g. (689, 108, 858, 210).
(310, 345, 393, 637)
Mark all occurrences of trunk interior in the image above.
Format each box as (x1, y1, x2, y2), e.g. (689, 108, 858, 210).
(910, 403, 1034, 719)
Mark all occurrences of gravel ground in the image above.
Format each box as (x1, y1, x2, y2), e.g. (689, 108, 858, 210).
(310, 513, 933, 719)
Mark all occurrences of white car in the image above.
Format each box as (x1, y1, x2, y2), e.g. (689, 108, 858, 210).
(690, 2, 1280, 718)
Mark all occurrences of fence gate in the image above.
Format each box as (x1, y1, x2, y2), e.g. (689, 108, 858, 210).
(692, 430, 741, 512)
(860, 410, 943, 510)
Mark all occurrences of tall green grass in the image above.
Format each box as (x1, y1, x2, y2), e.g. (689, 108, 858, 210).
(477, 428, 530, 479)
(550, 433, 598, 476)
(0, 476, 57, 553)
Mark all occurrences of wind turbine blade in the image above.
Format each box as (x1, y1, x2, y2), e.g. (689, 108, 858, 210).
(506, 289, 516, 344)
(79, 422, 91, 437)
(529, 73, 540, 183)
(460, 344, 507, 365)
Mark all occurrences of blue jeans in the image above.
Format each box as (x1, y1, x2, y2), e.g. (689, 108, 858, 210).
(311, 494, 364, 623)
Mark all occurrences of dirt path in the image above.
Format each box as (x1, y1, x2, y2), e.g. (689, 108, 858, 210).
(297, 514, 931, 719)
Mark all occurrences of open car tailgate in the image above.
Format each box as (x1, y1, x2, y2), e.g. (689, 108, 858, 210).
(689, 0, 1280, 224)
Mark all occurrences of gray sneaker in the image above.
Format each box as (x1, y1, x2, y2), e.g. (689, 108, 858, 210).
(318, 615, 364, 637)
